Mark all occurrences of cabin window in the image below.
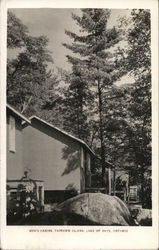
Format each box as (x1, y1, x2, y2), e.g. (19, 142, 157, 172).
(9, 115, 15, 152)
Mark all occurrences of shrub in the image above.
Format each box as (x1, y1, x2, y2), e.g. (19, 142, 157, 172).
(7, 180, 40, 224)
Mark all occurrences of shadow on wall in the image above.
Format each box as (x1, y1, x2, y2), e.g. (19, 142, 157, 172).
(61, 146, 80, 176)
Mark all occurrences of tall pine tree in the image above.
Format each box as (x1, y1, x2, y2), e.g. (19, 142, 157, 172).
(63, 9, 120, 185)
(62, 63, 92, 142)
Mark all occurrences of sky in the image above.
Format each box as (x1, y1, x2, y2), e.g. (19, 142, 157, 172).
(8, 8, 134, 85)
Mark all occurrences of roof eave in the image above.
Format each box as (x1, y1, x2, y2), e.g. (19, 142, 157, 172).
(24, 115, 95, 156)
(7, 104, 31, 124)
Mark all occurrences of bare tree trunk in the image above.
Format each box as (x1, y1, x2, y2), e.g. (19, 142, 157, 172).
(113, 168, 116, 196)
(90, 130, 97, 148)
(21, 96, 33, 114)
(76, 106, 81, 139)
(97, 80, 105, 187)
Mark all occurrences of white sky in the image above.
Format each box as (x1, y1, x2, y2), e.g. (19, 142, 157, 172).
(8, 8, 134, 85)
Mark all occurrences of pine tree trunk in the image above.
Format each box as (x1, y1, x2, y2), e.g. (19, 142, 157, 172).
(97, 79, 106, 187)
(140, 169, 145, 208)
(76, 105, 81, 139)
(113, 168, 116, 196)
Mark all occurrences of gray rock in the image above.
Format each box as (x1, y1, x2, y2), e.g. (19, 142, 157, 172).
(55, 193, 134, 226)
(136, 208, 152, 226)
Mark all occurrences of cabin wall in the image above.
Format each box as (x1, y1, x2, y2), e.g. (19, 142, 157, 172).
(23, 120, 81, 192)
(7, 115, 23, 180)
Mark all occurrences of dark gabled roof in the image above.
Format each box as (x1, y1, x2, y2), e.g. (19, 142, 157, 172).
(23, 115, 95, 156)
(7, 104, 31, 124)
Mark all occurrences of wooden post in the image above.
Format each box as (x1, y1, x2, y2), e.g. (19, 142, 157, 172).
(113, 168, 116, 196)
(126, 173, 129, 204)
(124, 188, 126, 202)
(108, 167, 111, 195)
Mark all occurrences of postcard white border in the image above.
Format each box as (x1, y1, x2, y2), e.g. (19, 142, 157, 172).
(0, 0, 158, 249)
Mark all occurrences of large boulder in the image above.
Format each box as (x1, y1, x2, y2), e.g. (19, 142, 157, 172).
(16, 193, 134, 225)
(54, 193, 134, 226)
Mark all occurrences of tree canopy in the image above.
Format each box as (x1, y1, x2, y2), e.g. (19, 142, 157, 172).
(7, 11, 55, 116)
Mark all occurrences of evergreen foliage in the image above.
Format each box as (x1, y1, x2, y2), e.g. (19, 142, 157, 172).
(115, 9, 151, 207)
(7, 11, 55, 116)
(63, 9, 121, 184)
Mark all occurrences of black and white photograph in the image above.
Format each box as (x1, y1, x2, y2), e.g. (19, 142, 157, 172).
(6, 7, 152, 226)
(0, 0, 158, 249)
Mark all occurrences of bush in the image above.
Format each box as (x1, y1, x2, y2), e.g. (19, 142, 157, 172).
(7, 180, 40, 224)
(140, 176, 152, 209)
